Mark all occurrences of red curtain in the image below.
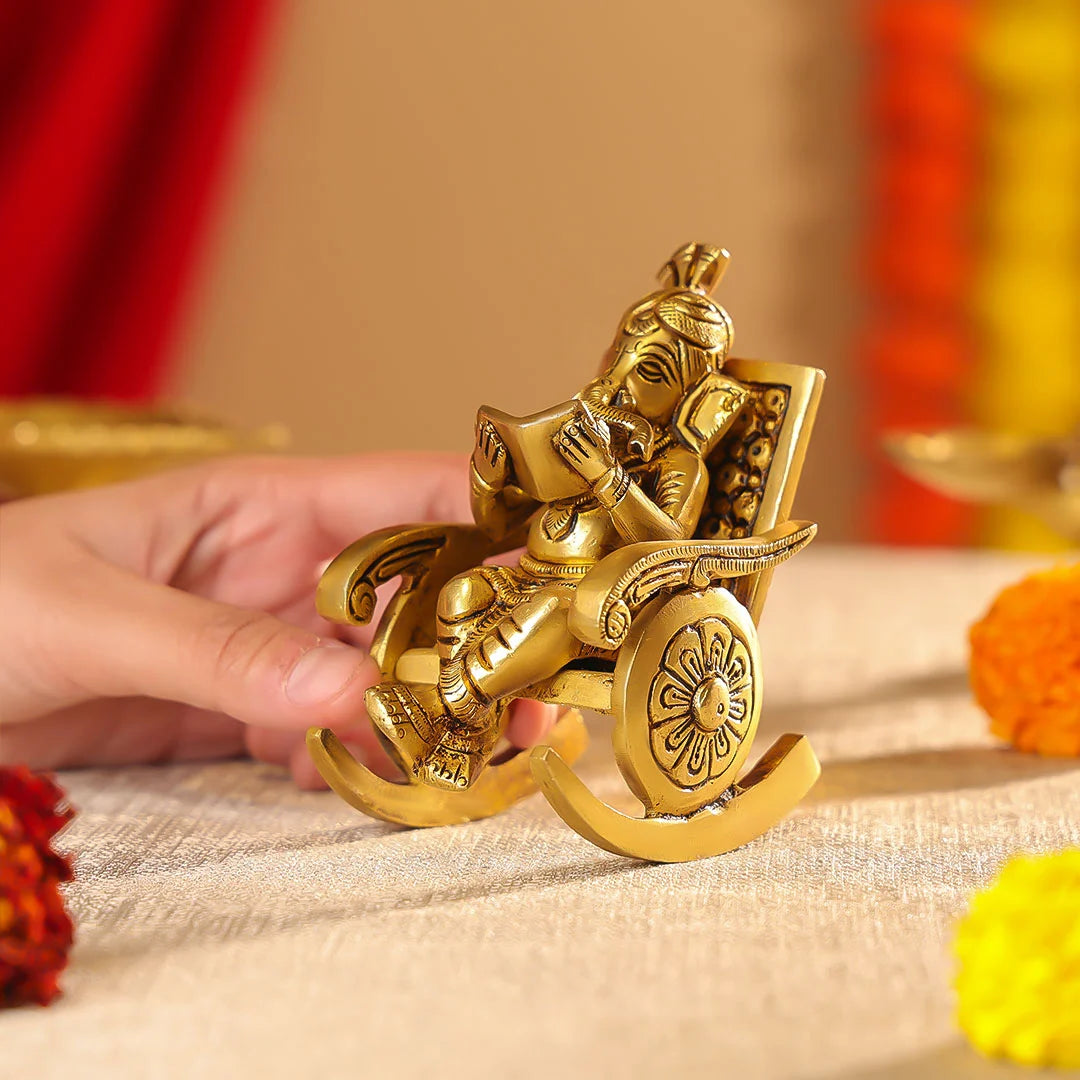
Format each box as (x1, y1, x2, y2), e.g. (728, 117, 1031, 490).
(0, 0, 276, 400)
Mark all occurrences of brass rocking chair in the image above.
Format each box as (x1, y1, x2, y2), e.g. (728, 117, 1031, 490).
(308, 357, 824, 861)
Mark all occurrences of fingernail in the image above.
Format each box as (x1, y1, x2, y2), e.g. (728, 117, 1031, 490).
(285, 642, 364, 706)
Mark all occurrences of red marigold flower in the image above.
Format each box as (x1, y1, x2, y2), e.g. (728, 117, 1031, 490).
(0, 766, 75, 1007)
(970, 566, 1080, 756)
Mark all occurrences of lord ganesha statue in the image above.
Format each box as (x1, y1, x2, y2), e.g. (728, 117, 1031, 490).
(310, 243, 824, 862)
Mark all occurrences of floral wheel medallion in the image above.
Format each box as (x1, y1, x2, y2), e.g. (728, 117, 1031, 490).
(613, 589, 761, 815)
(647, 615, 755, 790)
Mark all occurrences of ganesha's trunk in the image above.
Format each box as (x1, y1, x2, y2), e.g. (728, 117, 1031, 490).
(577, 388, 657, 462)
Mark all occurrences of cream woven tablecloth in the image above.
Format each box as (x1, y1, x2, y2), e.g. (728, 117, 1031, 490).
(6, 547, 1079, 1080)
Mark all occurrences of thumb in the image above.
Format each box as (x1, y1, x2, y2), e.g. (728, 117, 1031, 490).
(57, 566, 378, 730)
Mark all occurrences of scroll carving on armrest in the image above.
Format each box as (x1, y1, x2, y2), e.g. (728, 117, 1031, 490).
(567, 520, 817, 649)
(316, 524, 492, 626)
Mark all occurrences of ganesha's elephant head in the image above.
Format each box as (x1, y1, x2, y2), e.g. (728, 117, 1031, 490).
(577, 242, 745, 461)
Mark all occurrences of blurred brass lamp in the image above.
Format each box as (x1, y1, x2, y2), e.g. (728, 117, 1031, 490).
(0, 399, 289, 498)
(883, 428, 1080, 542)
(308, 243, 825, 863)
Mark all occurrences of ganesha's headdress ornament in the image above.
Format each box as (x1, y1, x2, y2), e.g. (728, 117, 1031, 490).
(660, 242, 728, 293)
(618, 243, 742, 456)
(621, 242, 734, 358)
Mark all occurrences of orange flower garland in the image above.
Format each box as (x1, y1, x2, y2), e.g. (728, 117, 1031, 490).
(970, 565, 1080, 756)
(0, 766, 75, 1007)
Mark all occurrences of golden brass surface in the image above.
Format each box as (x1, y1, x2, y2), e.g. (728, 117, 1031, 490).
(0, 398, 289, 497)
(530, 735, 820, 863)
(566, 519, 816, 651)
(394, 649, 617, 714)
(310, 243, 825, 860)
(612, 587, 764, 815)
(316, 522, 499, 676)
(307, 710, 589, 827)
(884, 428, 1080, 540)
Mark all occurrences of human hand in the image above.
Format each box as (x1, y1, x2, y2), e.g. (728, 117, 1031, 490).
(556, 404, 617, 484)
(471, 420, 509, 489)
(0, 454, 559, 788)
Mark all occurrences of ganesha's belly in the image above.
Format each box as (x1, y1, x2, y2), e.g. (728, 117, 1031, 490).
(525, 503, 622, 567)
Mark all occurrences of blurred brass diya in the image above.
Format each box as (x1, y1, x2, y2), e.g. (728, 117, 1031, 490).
(0, 398, 289, 498)
(883, 428, 1080, 540)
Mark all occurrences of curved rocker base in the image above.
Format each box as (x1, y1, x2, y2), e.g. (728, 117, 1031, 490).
(529, 733, 819, 863)
(307, 710, 589, 828)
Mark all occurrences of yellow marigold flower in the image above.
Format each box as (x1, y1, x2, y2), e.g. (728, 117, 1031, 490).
(969, 565, 1080, 756)
(954, 851, 1080, 1069)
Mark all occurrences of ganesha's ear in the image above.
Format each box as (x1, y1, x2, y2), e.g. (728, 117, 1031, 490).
(673, 372, 751, 456)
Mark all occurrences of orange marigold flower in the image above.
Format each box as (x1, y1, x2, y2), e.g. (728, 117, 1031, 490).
(969, 565, 1080, 756)
(0, 766, 75, 1007)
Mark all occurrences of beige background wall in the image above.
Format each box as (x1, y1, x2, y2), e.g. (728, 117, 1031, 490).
(169, 0, 861, 539)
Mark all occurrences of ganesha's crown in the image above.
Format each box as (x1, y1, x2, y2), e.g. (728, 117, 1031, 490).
(620, 242, 732, 357)
(659, 242, 730, 296)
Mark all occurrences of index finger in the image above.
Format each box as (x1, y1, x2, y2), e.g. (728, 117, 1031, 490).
(286, 452, 472, 543)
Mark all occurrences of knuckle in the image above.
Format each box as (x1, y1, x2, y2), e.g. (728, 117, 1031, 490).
(202, 610, 301, 694)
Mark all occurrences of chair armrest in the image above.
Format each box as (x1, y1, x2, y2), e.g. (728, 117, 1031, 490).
(318, 523, 503, 678)
(567, 520, 817, 649)
(316, 523, 493, 626)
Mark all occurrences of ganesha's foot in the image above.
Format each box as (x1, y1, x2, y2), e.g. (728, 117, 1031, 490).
(365, 682, 502, 792)
(365, 683, 444, 779)
(419, 723, 503, 792)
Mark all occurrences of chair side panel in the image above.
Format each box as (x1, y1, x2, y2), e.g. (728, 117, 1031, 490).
(696, 359, 825, 620)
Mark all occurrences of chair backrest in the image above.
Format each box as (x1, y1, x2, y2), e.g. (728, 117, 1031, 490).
(695, 358, 825, 621)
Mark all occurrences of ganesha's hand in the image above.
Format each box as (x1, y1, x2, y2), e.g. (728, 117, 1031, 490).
(472, 420, 510, 490)
(556, 405, 618, 484)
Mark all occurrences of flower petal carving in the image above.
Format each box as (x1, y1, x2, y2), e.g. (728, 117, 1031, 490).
(646, 615, 756, 790)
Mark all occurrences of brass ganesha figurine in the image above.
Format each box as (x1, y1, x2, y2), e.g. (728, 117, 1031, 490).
(308, 242, 825, 862)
